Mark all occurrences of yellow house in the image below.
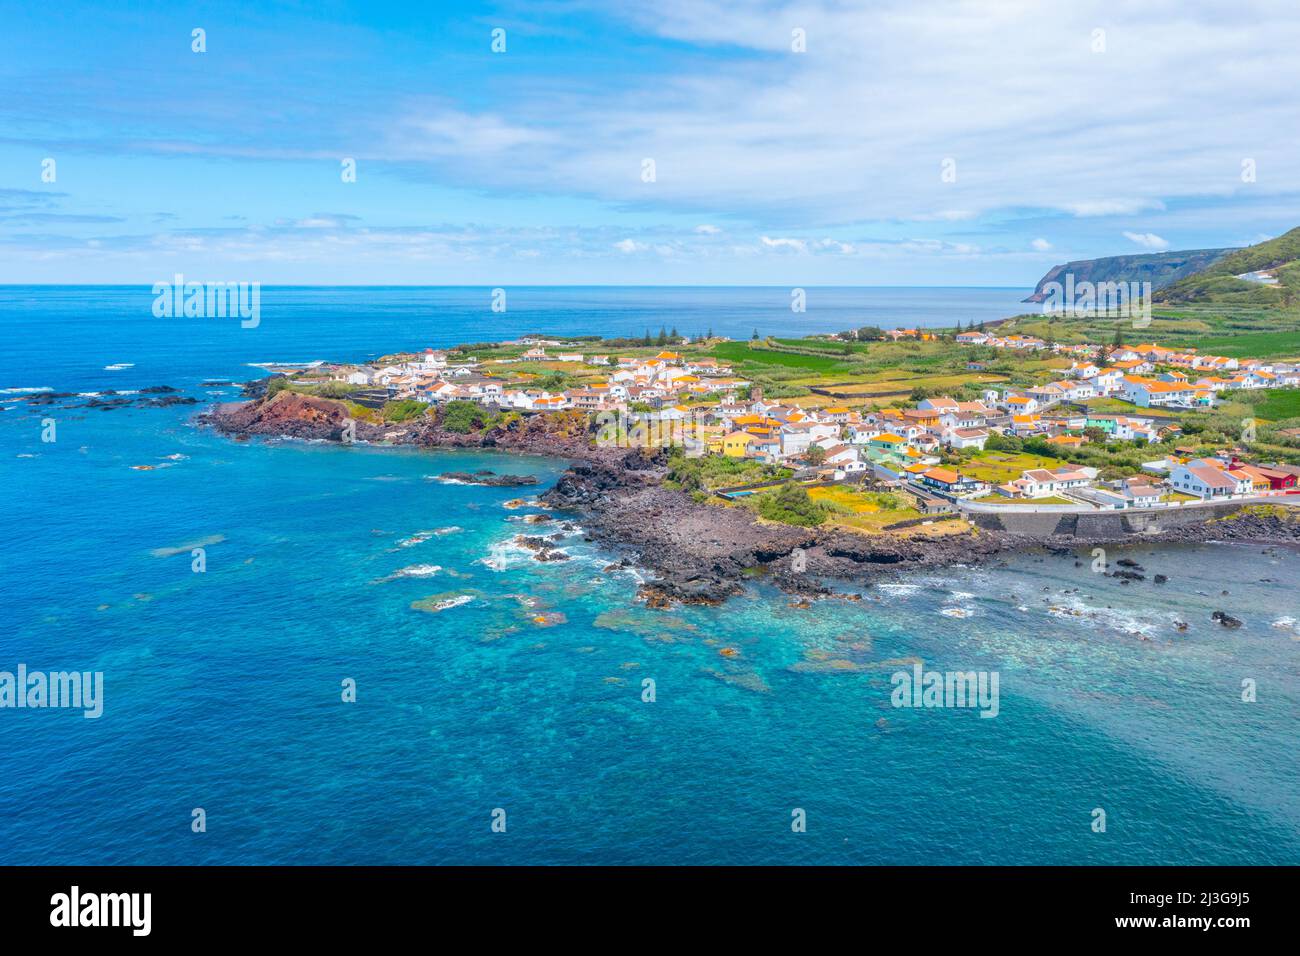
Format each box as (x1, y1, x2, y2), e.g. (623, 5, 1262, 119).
(722, 431, 756, 457)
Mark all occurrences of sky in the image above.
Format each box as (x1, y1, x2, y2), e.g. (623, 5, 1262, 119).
(2, 0, 1299, 286)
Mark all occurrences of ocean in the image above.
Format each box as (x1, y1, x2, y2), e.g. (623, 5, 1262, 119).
(1, 286, 1297, 865)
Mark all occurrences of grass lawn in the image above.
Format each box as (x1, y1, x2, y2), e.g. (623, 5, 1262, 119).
(960, 451, 1065, 484)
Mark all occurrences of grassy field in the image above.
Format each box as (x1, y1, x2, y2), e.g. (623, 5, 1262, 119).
(960, 451, 1066, 484)
(1080, 397, 1182, 418)
(772, 337, 870, 354)
(1253, 387, 1300, 420)
(1165, 330, 1300, 359)
(808, 485, 929, 532)
(710, 341, 855, 373)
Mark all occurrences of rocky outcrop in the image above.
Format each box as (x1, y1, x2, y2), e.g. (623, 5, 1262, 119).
(205, 391, 355, 441)
(539, 457, 1012, 604)
(440, 470, 539, 487)
(201, 392, 613, 461)
(15, 387, 197, 412)
(201, 386, 1300, 608)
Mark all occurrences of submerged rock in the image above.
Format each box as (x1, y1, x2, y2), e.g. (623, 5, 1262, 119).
(440, 470, 539, 487)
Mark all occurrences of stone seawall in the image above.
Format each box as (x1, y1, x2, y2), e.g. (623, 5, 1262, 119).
(969, 500, 1292, 538)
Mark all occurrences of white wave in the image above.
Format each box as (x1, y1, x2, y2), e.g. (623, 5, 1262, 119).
(379, 564, 443, 582)
(421, 594, 473, 612)
(0, 386, 53, 395)
(940, 606, 974, 619)
(395, 526, 461, 549)
(104, 363, 134, 370)
(1045, 594, 1171, 638)
(877, 582, 922, 596)
(476, 538, 533, 572)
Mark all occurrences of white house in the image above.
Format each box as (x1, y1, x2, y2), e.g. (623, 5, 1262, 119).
(944, 427, 989, 450)
(1168, 461, 1247, 499)
(1004, 466, 1091, 498)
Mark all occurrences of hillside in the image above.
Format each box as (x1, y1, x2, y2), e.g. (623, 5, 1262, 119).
(1022, 248, 1230, 303)
(1155, 226, 1300, 306)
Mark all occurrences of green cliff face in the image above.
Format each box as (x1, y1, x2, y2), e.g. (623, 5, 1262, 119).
(1156, 226, 1300, 306)
(1023, 248, 1230, 303)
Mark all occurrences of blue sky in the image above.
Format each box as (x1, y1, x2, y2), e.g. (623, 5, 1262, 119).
(2, 0, 1299, 285)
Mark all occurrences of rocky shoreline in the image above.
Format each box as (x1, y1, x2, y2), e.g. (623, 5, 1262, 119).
(199, 390, 1300, 606)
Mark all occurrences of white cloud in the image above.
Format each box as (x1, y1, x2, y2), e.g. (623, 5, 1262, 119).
(1031, 238, 1053, 252)
(1123, 231, 1171, 250)
(1061, 199, 1167, 218)
(614, 238, 647, 253)
(760, 236, 807, 252)
(694, 224, 721, 234)
(378, 2, 1300, 229)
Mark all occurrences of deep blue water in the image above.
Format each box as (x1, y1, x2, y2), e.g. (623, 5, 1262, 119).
(1, 286, 1298, 865)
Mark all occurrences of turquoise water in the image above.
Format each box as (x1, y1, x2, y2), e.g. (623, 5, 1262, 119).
(1, 287, 1298, 864)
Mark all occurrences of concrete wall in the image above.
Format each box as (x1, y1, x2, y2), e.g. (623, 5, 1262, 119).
(968, 499, 1288, 537)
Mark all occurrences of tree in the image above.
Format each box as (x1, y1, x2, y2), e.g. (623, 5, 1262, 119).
(657, 325, 668, 346)
(669, 326, 679, 340)
(752, 328, 761, 341)
(806, 445, 828, 465)
(642, 328, 652, 346)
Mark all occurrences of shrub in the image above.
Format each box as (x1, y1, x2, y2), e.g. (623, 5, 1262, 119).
(381, 399, 427, 422)
(440, 400, 491, 433)
(757, 482, 826, 526)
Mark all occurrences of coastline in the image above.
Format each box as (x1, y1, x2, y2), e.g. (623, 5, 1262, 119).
(198, 389, 1300, 606)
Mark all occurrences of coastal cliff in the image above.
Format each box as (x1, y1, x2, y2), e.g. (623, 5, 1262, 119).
(1022, 248, 1230, 303)
(201, 392, 1010, 603)
(201, 392, 1300, 606)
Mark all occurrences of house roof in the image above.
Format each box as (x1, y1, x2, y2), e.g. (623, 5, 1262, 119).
(1185, 464, 1238, 489)
(1023, 468, 1059, 482)
(922, 467, 961, 484)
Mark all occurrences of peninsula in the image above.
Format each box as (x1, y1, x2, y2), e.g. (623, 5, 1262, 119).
(201, 310, 1300, 605)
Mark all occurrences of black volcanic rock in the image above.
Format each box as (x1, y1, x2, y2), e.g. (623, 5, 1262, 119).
(440, 470, 539, 487)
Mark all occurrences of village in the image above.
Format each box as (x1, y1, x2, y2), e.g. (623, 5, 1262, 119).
(270, 328, 1300, 523)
